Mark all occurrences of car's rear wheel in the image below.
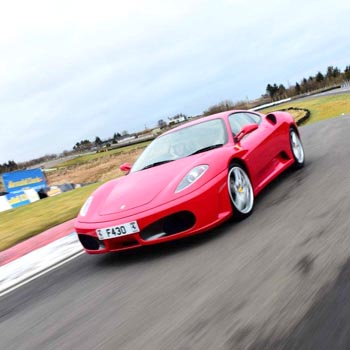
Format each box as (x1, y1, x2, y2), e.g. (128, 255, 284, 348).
(228, 163, 254, 220)
(290, 128, 305, 169)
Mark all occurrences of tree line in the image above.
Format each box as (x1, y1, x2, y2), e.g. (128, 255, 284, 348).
(0, 161, 18, 174)
(73, 131, 130, 151)
(2, 64, 350, 170)
(202, 64, 350, 116)
(266, 65, 350, 101)
(0, 153, 65, 174)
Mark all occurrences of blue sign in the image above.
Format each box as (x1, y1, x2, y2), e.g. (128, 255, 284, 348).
(2, 168, 47, 193)
(6, 191, 31, 208)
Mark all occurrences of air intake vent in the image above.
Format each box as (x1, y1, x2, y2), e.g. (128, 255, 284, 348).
(78, 234, 104, 250)
(266, 113, 277, 125)
(140, 211, 196, 241)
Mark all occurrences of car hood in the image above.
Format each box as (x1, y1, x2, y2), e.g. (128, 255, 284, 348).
(77, 147, 232, 223)
(98, 165, 177, 216)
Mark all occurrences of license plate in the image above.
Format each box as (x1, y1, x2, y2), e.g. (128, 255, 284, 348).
(96, 221, 140, 240)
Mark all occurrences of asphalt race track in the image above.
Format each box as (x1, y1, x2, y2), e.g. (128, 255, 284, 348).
(2, 116, 350, 350)
(300, 86, 350, 100)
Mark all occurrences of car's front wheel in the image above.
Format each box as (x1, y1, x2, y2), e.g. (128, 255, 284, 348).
(290, 128, 305, 169)
(228, 163, 254, 220)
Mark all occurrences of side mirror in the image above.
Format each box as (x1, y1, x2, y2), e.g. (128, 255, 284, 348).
(234, 123, 258, 143)
(120, 163, 132, 174)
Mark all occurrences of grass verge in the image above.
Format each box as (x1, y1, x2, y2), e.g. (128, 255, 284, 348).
(261, 94, 350, 123)
(0, 183, 100, 252)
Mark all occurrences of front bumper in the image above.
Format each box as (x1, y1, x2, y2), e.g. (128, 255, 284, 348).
(74, 170, 232, 254)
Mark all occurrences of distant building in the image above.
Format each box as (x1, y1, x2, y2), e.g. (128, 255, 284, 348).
(168, 114, 188, 124)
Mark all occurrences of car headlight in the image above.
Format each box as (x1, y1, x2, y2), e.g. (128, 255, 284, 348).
(175, 165, 209, 193)
(80, 196, 93, 217)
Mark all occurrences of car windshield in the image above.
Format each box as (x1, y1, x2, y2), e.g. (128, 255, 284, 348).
(131, 118, 228, 172)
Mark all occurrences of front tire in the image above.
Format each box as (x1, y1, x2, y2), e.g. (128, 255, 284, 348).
(228, 163, 254, 220)
(290, 128, 305, 169)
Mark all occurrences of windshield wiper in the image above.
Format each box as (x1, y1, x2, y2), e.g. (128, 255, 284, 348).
(141, 160, 174, 170)
(190, 144, 223, 156)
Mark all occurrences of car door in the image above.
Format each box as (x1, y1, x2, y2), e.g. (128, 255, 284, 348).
(228, 112, 280, 190)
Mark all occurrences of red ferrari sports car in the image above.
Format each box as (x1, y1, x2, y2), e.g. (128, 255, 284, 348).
(75, 110, 304, 254)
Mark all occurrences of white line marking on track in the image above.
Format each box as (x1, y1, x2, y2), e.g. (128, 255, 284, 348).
(0, 233, 84, 298)
(0, 251, 84, 298)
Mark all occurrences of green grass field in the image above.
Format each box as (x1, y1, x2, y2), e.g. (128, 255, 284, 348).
(0, 183, 100, 251)
(261, 94, 350, 123)
(1, 93, 349, 252)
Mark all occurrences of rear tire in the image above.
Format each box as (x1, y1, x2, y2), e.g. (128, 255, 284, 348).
(290, 128, 305, 169)
(227, 163, 254, 220)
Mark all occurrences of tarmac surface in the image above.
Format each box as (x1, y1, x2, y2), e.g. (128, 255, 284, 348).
(1, 116, 350, 349)
(0, 219, 81, 297)
(289, 86, 350, 103)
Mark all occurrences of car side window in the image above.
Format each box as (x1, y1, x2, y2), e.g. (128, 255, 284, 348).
(245, 112, 261, 124)
(229, 112, 261, 135)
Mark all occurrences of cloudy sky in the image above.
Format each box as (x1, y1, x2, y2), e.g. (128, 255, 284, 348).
(0, 0, 349, 163)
